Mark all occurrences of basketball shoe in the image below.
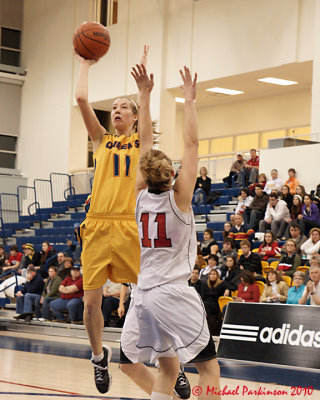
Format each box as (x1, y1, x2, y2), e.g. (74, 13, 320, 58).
(174, 364, 191, 399)
(91, 345, 112, 393)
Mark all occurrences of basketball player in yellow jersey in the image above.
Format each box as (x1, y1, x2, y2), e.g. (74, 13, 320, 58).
(75, 46, 154, 393)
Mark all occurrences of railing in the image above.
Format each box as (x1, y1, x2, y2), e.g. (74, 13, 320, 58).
(50, 173, 75, 201)
(17, 186, 37, 216)
(70, 171, 94, 195)
(0, 193, 19, 223)
(34, 179, 53, 208)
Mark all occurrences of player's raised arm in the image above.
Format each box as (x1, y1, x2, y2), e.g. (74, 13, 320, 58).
(131, 63, 154, 196)
(174, 67, 198, 212)
(75, 53, 105, 152)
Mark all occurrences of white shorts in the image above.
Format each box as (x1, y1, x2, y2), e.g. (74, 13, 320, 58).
(121, 282, 210, 365)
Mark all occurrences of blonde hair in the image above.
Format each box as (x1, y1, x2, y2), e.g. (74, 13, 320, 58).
(140, 149, 173, 190)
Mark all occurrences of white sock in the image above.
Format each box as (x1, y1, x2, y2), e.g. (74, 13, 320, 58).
(151, 392, 173, 400)
(92, 351, 104, 363)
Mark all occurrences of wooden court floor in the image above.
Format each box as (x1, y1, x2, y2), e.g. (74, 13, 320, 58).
(0, 331, 319, 400)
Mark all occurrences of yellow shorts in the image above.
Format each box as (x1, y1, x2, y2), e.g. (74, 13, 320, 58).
(80, 213, 140, 290)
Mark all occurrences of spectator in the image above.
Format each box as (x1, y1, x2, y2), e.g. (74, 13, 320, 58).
(287, 221, 307, 253)
(220, 255, 240, 291)
(201, 269, 225, 335)
(194, 167, 211, 204)
(277, 239, 301, 278)
(286, 271, 306, 304)
(58, 256, 73, 280)
(249, 173, 267, 196)
(195, 245, 206, 269)
(229, 213, 255, 249)
(299, 265, 320, 306)
(0, 245, 9, 275)
(38, 241, 56, 279)
(199, 254, 219, 283)
(102, 280, 122, 327)
(258, 231, 280, 262)
(14, 266, 44, 321)
(188, 267, 202, 295)
(284, 194, 303, 239)
(300, 228, 320, 262)
(2, 245, 23, 273)
(233, 189, 253, 220)
(284, 168, 299, 195)
(24, 244, 41, 271)
(238, 240, 262, 276)
(222, 222, 233, 240)
(244, 185, 269, 230)
(259, 192, 290, 239)
(260, 270, 289, 303)
(199, 228, 218, 261)
(300, 194, 320, 236)
(264, 169, 283, 195)
(218, 238, 238, 269)
(224, 154, 245, 188)
(280, 184, 294, 211)
(239, 149, 259, 187)
(296, 185, 306, 200)
(50, 264, 84, 324)
(34, 266, 62, 321)
(226, 270, 260, 303)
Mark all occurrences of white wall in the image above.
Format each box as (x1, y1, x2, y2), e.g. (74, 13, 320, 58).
(260, 143, 320, 192)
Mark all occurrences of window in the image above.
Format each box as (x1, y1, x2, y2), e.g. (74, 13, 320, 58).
(198, 140, 209, 155)
(235, 133, 259, 151)
(0, 28, 21, 67)
(287, 126, 310, 141)
(0, 134, 17, 169)
(100, 0, 118, 26)
(210, 136, 233, 154)
(261, 129, 286, 149)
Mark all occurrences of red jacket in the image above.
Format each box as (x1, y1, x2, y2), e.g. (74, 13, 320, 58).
(237, 283, 260, 302)
(258, 242, 280, 261)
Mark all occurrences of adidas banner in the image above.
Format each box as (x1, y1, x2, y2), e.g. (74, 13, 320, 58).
(218, 303, 320, 369)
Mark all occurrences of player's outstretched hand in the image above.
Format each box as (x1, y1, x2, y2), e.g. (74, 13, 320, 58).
(140, 45, 149, 67)
(131, 64, 154, 94)
(74, 49, 97, 66)
(179, 66, 197, 102)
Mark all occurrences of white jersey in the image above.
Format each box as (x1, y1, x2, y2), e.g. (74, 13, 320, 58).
(135, 189, 197, 290)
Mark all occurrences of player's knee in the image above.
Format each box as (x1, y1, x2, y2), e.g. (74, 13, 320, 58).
(84, 299, 100, 315)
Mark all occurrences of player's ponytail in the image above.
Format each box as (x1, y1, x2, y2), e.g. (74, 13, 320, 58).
(140, 149, 173, 190)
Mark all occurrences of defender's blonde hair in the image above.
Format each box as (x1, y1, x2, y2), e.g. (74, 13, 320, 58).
(140, 149, 173, 190)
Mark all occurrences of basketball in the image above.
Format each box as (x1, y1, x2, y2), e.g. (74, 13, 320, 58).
(73, 21, 110, 61)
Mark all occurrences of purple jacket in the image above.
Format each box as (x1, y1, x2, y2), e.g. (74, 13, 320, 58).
(302, 203, 320, 224)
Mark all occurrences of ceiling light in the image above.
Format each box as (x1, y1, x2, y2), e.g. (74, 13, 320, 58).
(258, 77, 298, 86)
(175, 97, 185, 103)
(206, 87, 244, 95)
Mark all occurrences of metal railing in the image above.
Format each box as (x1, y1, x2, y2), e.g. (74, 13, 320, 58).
(0, 193, 19, 223)
(34, 179, 53, 209)
(17, 186, 37, 217)
(50, 173, 75, 202)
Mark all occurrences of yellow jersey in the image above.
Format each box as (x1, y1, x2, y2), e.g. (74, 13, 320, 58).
(89, 132, 140, 216)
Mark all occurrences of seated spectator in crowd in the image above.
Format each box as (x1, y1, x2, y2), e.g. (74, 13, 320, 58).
(299, 265, 320, 306)
(229, 213, 255, 249)
(201, 269, 225, 335)
(286, 271, 306, 304)
(258, 231, 281, 262)
(305, 255, 320, 281)
(280, 185, 293, 211)
(199, 228, 219, 261)
(239, 149, 259, 187)
(50, 264, 84, 324)
(300, 228, 320, 262)
(199, 254, 219, 283)
(222, 222, 233, 240)
(249, 173, 267, 196)
(188, 267, 202, 295)
(259, 192, 290, 239)
(220, 255, 240, 291)
(260, 270, 289, 303)
(300, 194, 320, 236)
(224, 154, 245, 188)
(14, 266, 44, 321)
(239, 240, 263, 276)
(195, 245, 206, 269)
(296, 185, 306, 200)
(102, 280, 122, 327)
(194, 167, 211, 204)
(58, 256, 73, 280)
(2, 245, 23, 273)
(284, 168, 299, 195)
(24, 244, 41, 271)
(244, 185, 269, 230)
(277, 239, 301, 278)
(38, 241, 56, 279)
(0, 245, 9, 275)
(284, 194, 303, 239)
(232, 189, 253, 224)
(225, 270, 260, 303)
(34, 266, 62, 321)
(287, 221, 307, 254)
(218, 238, 238, 269)
(264, 169, 283, 195)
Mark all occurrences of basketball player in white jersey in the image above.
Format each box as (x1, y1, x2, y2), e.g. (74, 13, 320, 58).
(121, 67, 221, 400)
